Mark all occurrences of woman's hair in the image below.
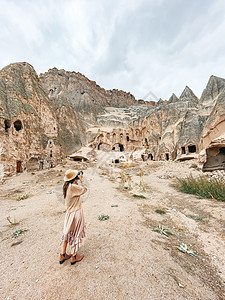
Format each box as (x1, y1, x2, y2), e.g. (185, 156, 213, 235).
(63, 178, 75, 198)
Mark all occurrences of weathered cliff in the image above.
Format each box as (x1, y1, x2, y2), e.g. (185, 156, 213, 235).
(39, 68, 138, 127)
(0, 62, 61, 177)
(1, 61, 225, 178)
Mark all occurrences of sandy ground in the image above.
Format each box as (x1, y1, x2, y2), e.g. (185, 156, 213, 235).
(0, 157, 225, 300)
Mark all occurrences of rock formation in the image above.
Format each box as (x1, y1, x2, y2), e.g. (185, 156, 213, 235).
(39, 68, 138, 127)
(200, 75, 225, 106)
(90, 78, 225, 168)
(199, 84, 225, 171)
(0, 62, 62, 179)
(1, 61, 225, 179)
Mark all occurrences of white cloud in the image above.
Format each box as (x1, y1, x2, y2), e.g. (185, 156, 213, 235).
(0, 0, 225, 100)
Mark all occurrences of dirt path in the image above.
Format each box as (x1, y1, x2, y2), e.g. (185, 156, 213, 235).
(0, 160, 224, 299)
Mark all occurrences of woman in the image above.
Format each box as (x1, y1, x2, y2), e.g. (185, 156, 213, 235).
(59, 169, 87, 265)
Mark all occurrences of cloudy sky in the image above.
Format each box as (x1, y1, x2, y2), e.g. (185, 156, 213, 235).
(1, 0, 225, 101)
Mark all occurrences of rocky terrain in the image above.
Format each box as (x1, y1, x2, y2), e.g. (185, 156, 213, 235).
(0, 157, 224, 299)
(1, 62, 225, 179)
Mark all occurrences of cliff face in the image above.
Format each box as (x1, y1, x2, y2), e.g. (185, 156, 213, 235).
(141, 81, 225, 162)
(39, 68, 138, 127)
(200, 75, 225, 106)
(137, 87, 201, 159)
(0, 62, 61, 177)
(0, 62, 145, 178)
(200, 87, 225, 150)
(91, 78, 225, 165)
(1, 61, 225, 178)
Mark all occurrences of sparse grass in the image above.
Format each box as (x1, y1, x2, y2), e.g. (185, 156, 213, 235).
(7, 216, 19, 226)
(189, 215, 204, 222)
(11, 240, 23, 247)
(12, 229, 28, 238)
(98, 214, 109, 221)
(139, 170, 146, 191)
(153, 225, 174, 237)
(176, 243, 197, 257)
(120, 171, 132, 190)
(132, 194, 146, 199)
(17, 194, 30, 201)
(177, 175, 225, 201)
(155, 209, 166, 215)
(109, 170, 116, 182)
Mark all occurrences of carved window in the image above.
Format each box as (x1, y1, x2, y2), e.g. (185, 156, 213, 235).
(219, 147, 225, 154)
(148, 154, 153, 160)
(181, 147, 186, 154)
(188, 145, 196, 153)
(14, 120, 22, 131)
(4, 120, 11, 132)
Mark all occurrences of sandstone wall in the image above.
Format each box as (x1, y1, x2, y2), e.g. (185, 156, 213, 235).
(1, 61, 225, 177)
(39, 68, 138, 126)
(90, 78, 225, 166)
(0, 62, 62, 177)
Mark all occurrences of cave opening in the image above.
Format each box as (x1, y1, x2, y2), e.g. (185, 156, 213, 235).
(166, 153, 169, 161)
(16, 161, 22, 173)
(188, 145, 196, 153)
(219, 147, 225, 154)
(119, 144, 124, 152)
(203, 146, 225, 171)
(148, 154, 153, 160)
(181, 146, 186, 154)
(14, 120, 22, 131)
(40, 161, 44, 170)
(4, 120, 11, 132)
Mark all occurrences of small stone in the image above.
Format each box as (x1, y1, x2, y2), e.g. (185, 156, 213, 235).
(47, 190, 54, 194)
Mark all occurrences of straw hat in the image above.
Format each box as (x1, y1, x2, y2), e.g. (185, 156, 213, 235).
(64, 169, 79, 182)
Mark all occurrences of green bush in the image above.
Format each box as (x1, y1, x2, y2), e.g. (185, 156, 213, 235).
(132, 194, 146, 199)
(177, 175, 225, 201)
(155, 209, 166, 215)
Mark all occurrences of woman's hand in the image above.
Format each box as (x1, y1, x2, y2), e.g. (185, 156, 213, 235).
(78, 173, 83, 182)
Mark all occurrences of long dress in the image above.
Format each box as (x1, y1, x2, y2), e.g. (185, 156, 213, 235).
(60, 182, 87, 255)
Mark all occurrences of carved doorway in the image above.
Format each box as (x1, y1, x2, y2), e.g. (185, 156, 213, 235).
(16, 161, 22, 173)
